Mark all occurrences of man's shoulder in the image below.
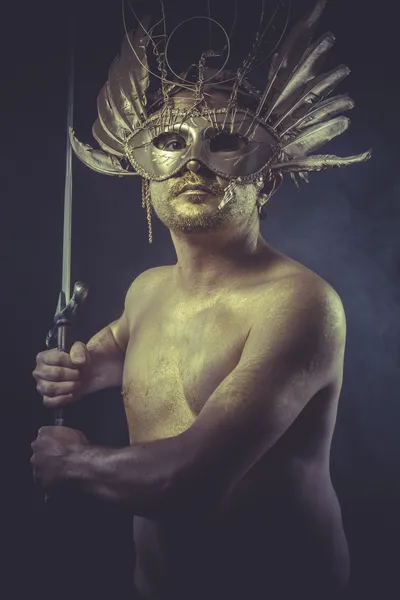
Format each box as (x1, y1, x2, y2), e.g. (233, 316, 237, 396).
(249, 264, 347, 390)
(125, 265, 173, 307)
(134, 265, 173, 287)
(265, 255, 342, 305)
(259, 259, 346, 342)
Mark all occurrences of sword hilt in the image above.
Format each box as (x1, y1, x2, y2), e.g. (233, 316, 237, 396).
(46, 282, 89, 426)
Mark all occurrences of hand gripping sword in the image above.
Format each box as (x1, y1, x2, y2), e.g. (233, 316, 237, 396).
(45, 28, 88, 427)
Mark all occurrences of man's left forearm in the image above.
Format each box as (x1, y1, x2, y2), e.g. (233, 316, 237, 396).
(63, 437, 184, 518)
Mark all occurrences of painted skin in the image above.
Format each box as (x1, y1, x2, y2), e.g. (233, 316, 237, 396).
(119, 260, 350, 600)
(33, 234, 350, 600)
(32, 91, 350, 600)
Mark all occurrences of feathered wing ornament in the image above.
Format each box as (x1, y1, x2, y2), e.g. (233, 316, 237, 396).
(255, 0, 328, 121)
(69, 129, 137, 176)
(261, 0, 371, 181)
(92, 116, 124, 156)
(70, 17, 151, 176)
(265, 31, 336, 121)
(114, 15, 151, 123)
(271, 151, 372, 173)
(273, 65, 351, 130)
(280, 94, 355, 136)
(281, 116, 351, 159)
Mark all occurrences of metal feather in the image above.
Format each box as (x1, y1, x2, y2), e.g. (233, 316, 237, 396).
(290, 172, 300, 188)
(96, 84, 125, 148)
(69, 128, 137, 176)
(92, 17, 151, 156)
(107, 57, 139, 131)
(254, 0, 327, 121)
(273, 65, 351, 129)
(267, 31, 336, 120)
(115, 16, 151, 124)
(271, 150, 372, 172)
(298, 171, 310, 183)
(92, 119, 125, 156)
(280, 94, 355, 135)
(281, 116, 351, 159)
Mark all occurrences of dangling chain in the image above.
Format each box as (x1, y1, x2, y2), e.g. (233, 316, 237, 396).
(217, 178, 237, 211)
(218, 175, 266, 217)
(142, 178, 153, 244)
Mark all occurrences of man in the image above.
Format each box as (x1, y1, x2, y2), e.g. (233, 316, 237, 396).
(31, 2, 371, 598)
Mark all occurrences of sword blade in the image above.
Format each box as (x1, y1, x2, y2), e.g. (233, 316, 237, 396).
(62, 41, 75, 305)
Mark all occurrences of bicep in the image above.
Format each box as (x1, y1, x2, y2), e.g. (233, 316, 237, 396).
(109, 267, 162, 354)
(109, 312, 130, 354)
(108, 273, 144, 353)
(173, 279, 346, 510)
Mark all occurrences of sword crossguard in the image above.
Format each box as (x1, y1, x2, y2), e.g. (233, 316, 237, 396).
(46, 281, 89, 349)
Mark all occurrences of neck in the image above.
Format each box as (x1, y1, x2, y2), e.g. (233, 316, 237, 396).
(170, 210, 272, 294)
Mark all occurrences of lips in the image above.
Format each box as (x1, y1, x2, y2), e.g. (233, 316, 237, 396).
(179, 184, 215, 195)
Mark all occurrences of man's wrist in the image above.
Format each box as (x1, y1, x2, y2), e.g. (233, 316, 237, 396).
(62, 447, 93, 487)
(80, 360, 97, 396)
(49, 447, 96, 504)
(62, 445, 128, 504)
(62, 448, 80, 485)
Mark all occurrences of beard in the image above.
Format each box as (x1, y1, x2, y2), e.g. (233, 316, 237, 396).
(150, 175, 224, 233)
(154, 189, 230, 233)
(149, 175, 257, 234)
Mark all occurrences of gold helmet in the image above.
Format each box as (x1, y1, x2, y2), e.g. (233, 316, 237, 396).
(70, 1, 371, 204)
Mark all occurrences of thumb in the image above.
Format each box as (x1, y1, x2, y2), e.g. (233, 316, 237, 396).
(70, 341, 90, 367)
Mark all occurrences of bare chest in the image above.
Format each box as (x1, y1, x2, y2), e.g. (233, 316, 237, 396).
(122, 294, 253, 443)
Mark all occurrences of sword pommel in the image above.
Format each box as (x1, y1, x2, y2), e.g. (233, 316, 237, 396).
(72, 281, 89, 306)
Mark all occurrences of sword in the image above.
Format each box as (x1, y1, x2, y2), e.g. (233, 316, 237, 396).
(45, 22, 88, 427)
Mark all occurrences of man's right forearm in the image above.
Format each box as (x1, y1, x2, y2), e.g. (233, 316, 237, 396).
(84, 323, 126, 395)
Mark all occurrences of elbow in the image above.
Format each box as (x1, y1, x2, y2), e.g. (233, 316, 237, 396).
(162, 433, 230, 519)
(134, 434, 225, 520)
(163, 464, 225, 519)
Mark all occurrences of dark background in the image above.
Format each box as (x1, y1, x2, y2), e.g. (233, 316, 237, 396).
(3, 0, 399, 598)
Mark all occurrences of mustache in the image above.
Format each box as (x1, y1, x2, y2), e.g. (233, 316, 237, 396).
(170, 177, 225, 197)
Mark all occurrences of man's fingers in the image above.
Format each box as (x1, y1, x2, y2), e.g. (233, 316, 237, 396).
(36, 380, 81, 398)
(33, 365, 80, 383)
(37, 349, 75, 368)
(34, 347, 88, 408)
(70, 342, 90, 367)
(42, 394, 75, 408)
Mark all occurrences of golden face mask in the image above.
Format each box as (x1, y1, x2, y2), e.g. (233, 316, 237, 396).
(125, 109, 280, 182)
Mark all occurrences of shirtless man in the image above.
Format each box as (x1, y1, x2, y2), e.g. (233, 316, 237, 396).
(31, 3, 371, 598)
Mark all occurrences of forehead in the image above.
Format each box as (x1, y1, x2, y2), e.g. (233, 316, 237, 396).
(169, 88, 234, 111)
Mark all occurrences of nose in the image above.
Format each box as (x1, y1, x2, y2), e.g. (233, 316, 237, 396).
(186, 160, 201, 174)
(184, 160, 215, 181)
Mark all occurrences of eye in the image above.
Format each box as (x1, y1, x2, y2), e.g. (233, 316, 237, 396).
(153, 132, 186, 152)
(209, 132, 248, 152)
